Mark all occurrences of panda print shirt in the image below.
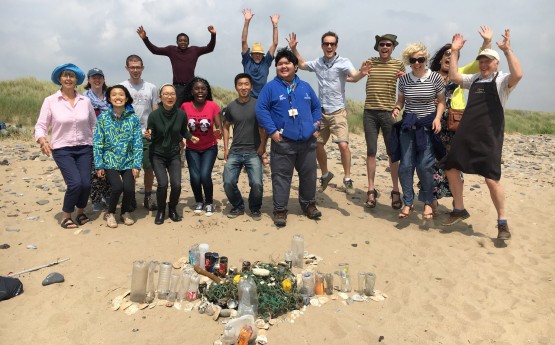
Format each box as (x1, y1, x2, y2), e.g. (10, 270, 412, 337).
(180, 100, 221, 151)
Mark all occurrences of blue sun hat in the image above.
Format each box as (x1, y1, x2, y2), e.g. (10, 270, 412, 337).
(51, 63, 86, 86)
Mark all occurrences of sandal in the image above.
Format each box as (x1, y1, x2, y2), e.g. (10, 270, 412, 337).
(365, 189, 379, 208)
(398, 205, 414, 219)
(76, 213, 90, 226)
(61, 218, 78, 229)
(423, 204, 434, 220)
(391, 191, 402, 210)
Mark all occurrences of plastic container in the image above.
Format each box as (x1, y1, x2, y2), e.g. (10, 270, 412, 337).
(237, 325, 253, 345)
(364, 272, 376, 296)
(188, 244, 199, 266)
(284, 250, 293, 269)
(198, 243, 209, 268)
(187, 273, 200, 301)
(177, 268, 193, 302)
(338, 263, 351, 292)
(167, 273, 180, 302)
(157, 262, 173, 300)
(324, 273, 334, 295)
(238, 276, 258, 317)
(130, 260, 149, 303)
(291, 234, 304, 268)
(145, 261, 158, 303)
(314, 272, 325, 295)
(226, 314, 257, 340)
(302, 271, 315, 297)
(221, 325, 236, 345)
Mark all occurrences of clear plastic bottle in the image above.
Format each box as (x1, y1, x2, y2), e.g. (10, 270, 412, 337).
(167, 273, 180, 302)
(324, 273, 334, 295)
(302, 271, 315, 297)
(238, 276, 258, 317)
(157, 262, 173, 300)
(145, 261, 158, 303)
(187, 273, 200, 301)
(291, 234, 304, 268)
(130, 260, 149, 303)
(177, 268, 192, 302)
(338, 263, 351, 292)
(314, 272, 325, 295)
(198, 243, 209, 268)
(221, 325, 236, 345)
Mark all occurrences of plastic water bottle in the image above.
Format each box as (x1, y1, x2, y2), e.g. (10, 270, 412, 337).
(187, 273, 200, 301)
(291, 234, 304, 268)
(238, 276, 258, 317)
(130, 260, 149, 303)
(157, 262, 173, 300)
(198, 243, 209, 268)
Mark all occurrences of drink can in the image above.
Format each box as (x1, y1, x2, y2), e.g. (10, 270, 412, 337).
(219, 256, 228, 277)
(209, 252, 219, 272)
(204, 252, 212, 271)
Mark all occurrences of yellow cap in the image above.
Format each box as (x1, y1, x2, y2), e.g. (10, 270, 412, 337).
(251, 42, 265, 54)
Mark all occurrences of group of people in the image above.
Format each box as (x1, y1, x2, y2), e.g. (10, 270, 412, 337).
(34, 10, 522, 240)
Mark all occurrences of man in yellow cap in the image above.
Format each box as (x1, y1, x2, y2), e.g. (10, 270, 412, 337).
(241, 8, 280, 98)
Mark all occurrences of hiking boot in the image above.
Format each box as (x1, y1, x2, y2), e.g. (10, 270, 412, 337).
(194, 202, 204, 215)
(227, 207, 245, 219)
(106, 213, 118, 228)
(250, 210, 262, 221)
(318, 172, 335, 192)
(205, 203, 214, 217)
(144, 195, 157, 211)
(120, 212, 135, 226)
(344, 178, 355, 195)
(497, 223, 511, 240)
(273, 209, 288, 227)
(442, 209, 470, 226)
(304, 201, 322, 219)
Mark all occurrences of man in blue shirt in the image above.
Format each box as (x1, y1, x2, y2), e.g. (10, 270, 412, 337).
(256, 48, 322, 227)
(241, 8, 279, 98)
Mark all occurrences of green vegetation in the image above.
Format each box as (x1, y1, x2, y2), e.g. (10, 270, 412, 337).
(1, 78, 553, 137)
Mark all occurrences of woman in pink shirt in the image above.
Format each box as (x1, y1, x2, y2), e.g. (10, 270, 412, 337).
(180, 77, 222, 216)
(34, 63, 97, 229)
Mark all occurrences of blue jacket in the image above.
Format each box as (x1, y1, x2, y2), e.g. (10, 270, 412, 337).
(256, 75, 321, 141)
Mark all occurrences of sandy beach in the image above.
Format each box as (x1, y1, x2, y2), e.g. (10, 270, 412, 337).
(1, 133, 554, 345)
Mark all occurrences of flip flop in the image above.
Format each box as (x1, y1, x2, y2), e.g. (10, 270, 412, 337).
(61, 218, 78, 229)
(76, 213, 90, 226)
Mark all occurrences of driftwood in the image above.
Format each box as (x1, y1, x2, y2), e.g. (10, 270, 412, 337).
(8, 258, 70, 277)
(193, 264, 222, 283)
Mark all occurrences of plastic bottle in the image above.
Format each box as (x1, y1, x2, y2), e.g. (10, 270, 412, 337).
(237, 325, 253, 345)
(145, 261, 158, 303)
(302, 271, 315, 297)
(238, 276, 258, 317)
(291, 234, 304, 268)
(157, 262, 173, 300)
(364, 272, 376, 296)
(324, 273, 334, 295)
(221, 325, 236, 345)
(187, 273, 200, 301)
(177, 268, 193, 302)
(167, 273, 180, 302)
(338, 263, 351, 292)
(314, 272, 325, 295)
(130, 260, 149, 303)
(198, 243, 209, 268)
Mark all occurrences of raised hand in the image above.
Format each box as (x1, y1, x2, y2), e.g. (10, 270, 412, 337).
(242, 8, 254, 21)
(360, 60, 371, 75)
(270, 14, 280, 25)
(479, 25, 493, 43)
(137, 26, 147, 39)
(207, 25, 216, 34)
(287, 32, 298, 49)
(496, 29, 512, 52)
(451, 33, 466, 51)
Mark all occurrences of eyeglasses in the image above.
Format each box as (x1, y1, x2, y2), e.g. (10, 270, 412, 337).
(409, 57, 426, 64)
(322, 42, 337, 47)
(127, 66, 143, 70)
(162, 92, 176, 97)
(379, 42, 393, 47)
(443, 50, 452, 57)
(60, 72, 76, 79)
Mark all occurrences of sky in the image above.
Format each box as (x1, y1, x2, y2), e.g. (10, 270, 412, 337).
(1, 0, 553, 112)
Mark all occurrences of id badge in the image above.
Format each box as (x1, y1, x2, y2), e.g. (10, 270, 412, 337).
(288, 108, 298, 117)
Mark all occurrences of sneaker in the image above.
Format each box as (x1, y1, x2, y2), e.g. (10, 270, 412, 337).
(318, 172, 335, 192)
(273, 209, 287, 227)
(194, 202, 204, 215)
(442, 209, 470, 226)
(144, 195, 157, 211)
(251, 210, 262, 221)
(304, 201, 322, 219)
(344, 178, 355, 195)
(227, 207, 245, 219)
(497, 223, 511, 240)
(106, 213, 118, 228)
(120, 212, 135, 226)
(205, 203, 214, 217)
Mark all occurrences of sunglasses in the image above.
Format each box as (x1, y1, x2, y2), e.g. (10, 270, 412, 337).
(409, 57, 427, 64)
(379, 42, 393, 47)
(443, 50, 452, 57)
(322, 42, 337, 47)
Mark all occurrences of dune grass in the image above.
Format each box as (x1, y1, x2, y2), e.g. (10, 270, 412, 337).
(0, 78, 553, 137)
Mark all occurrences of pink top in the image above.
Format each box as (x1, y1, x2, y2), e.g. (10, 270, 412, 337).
(180, 100, 220, 151)
(34, 90, 97, 149)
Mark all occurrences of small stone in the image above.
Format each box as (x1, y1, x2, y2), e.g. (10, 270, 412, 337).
(26, 244, 38, 249)
(0, 243, 10, 249)
(351, 243, 358, 247)
(5, 226, 20, 232)
(36, 200, 49, 205)
(26, 216, 40, 221)
(42, 272, 65, 286)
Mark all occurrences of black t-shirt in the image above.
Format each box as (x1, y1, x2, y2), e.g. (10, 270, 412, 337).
(225, 98, 261, 153)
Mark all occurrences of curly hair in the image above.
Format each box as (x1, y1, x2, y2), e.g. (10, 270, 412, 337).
(401, 42, 430, 66)
(183, 77, 213, 103)
(429, 43, 452, 72)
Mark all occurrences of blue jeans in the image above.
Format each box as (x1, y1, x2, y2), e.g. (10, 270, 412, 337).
(185, 146, 218, 204)
(223, 151, 263, 212)
(151, 154, 182, 209)
(398, 129, 435, 206)
(52, 145, 92, 213)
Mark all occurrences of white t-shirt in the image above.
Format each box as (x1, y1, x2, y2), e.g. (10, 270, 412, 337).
(120, 80, 159, 132)
(461, 71, 515, 109)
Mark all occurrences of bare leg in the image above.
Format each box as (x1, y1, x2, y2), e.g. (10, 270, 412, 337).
(485, 178, 506, 220)
(316, 143, 328, 176)
(366, 155, 376, 191)
(445, 168, 464, 210)
(337, 142, 351, 179)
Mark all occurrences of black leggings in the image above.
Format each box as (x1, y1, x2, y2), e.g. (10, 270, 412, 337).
(105, 169, 135, 214)
(151, 154, 182, 210)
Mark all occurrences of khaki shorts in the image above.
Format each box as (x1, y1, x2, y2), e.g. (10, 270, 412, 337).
(317, 108, 349, 144)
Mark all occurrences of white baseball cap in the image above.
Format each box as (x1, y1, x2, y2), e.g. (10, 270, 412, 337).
(476, 48, 500, 61)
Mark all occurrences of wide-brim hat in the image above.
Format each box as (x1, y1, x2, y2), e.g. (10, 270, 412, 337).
(51, 63, 86, 85)
(374, 34, 399, 51)
(251, 42, 265, 55)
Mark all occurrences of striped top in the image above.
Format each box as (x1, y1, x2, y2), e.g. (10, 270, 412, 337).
(364, 57, 405, 110)
(398, 69, 445, 118)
